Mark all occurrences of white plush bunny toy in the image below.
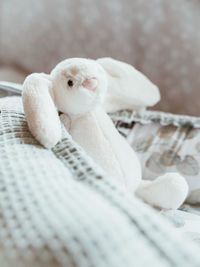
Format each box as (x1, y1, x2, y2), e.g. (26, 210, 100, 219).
(23, 57, 188, 209)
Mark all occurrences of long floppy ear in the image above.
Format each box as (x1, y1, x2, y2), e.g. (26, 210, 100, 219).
(22, 73, 61, 148)
(97, 57, 160, 113)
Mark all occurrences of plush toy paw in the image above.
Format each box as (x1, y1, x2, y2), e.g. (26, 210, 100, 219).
(60, 113, 71, 132)
(136, 173, 188, 210)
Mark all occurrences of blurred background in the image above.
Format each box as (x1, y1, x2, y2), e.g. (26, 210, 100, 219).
(0, 0, 199, 115)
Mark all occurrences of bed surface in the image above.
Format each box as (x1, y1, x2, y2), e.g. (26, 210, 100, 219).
(0, 83, 200, 266)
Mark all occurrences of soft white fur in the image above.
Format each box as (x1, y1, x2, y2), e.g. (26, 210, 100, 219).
(136, 173, 188, 209)
(22, 57, 188, 209)
(23, 73, 61, 148)
(97, 57, 160, 112)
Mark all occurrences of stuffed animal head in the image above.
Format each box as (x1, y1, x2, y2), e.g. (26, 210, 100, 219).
(23, 57, 160, 148)
(22, 58, 108, 148)
(51, 58, 107, 116)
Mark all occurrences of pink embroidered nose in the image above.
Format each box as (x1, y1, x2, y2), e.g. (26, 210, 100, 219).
(82, 78, 98, 91)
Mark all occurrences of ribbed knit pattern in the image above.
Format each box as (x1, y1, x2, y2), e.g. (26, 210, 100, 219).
(0, 96, 200, 267)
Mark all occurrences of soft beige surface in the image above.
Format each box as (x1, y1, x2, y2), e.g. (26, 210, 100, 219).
(0, 67, 26, 83)
(0, 0, 200, 115)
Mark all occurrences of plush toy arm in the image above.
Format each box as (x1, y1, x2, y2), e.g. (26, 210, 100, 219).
(22, 73, 61, 148)
(97, 57, 160, 112)
(60, 113, 71, 132)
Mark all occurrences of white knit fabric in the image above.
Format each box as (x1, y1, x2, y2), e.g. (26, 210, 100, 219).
(0, 96, 200, 267)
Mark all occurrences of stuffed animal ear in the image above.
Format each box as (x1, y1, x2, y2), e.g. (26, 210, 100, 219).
(22, 73, 61, 148)
(97, 57, 160, 113)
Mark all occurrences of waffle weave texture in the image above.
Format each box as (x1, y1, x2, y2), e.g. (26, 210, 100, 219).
(0, 96, 200, 267)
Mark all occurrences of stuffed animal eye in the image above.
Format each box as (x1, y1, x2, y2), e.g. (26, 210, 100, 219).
(68, 80, 73, 87)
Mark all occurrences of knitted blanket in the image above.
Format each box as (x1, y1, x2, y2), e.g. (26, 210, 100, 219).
(0, 96, 200, 267)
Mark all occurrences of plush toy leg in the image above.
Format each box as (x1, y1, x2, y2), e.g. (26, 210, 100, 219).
(136, 173, 188, 210)
(23, 73, 61, 148)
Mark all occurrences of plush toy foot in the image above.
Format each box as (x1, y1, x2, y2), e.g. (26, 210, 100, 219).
(135, 173, 188, 210)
